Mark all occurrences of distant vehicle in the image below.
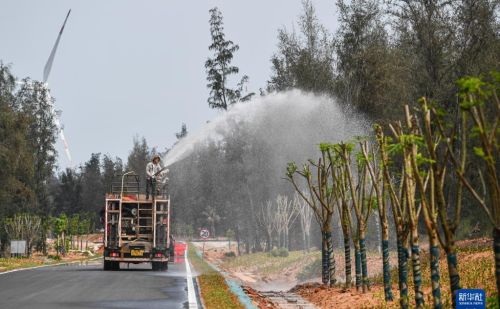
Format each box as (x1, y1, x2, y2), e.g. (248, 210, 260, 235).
(102, 173, 171, 271)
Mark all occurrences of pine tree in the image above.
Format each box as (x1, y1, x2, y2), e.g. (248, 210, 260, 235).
(205, 7, 253, 110)
(268, 0, 335, 94)
(126, 136, 150, 189)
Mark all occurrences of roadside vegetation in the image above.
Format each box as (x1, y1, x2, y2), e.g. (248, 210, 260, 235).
(222, 249, 319, 278)
(188, 244, 244, 309)
(297, 239, 497, 308)
(0, 257, 48, 272)
(288, 74, 500, 308)
(0, 251, 100, 273)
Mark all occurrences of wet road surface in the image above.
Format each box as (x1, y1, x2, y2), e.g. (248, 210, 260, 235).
(0, 257, 191, 309)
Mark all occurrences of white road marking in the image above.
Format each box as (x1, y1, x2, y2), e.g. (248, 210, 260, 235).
(185, 247, 199, 309)
(0, 257, 101, 276)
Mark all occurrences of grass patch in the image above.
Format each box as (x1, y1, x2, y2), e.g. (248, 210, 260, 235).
(188, 244, 244, 309)
(221, 249, 320, 276)
(0, 257, 45, 272)
(0, 253, 101, 273)
(371, 243, 496, 308)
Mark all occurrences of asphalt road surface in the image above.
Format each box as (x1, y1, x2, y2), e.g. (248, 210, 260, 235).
(0, 257, 194, 309)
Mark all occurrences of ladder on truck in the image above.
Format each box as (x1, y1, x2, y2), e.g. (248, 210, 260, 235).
(104, 173, 170, 253)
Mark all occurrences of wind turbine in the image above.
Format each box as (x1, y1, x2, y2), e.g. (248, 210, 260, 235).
(43, 9, 73, 167)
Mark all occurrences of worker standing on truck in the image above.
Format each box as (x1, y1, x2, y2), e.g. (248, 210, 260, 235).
(146, 155, 166, 200)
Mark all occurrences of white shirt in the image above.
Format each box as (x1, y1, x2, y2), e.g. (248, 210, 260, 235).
(146, 162, 163, 180)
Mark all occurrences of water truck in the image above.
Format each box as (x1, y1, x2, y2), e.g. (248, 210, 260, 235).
(102, 172, 171, 270)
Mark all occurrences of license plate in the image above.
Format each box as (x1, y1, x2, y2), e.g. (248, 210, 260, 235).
(131, 249, 144, 256)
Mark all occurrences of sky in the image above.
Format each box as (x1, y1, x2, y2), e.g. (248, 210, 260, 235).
(1, 0, 339, 171)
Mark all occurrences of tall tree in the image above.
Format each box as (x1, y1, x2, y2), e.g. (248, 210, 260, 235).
(0, 64, 35, 219)
(334, 0, 395, 119)
(15, 79, 57, 213)
(80, 153, 103, 216)
(391, 0, 457, 107)
(54, 168, 82, 215)
(126, 136, 150, 189)
(102, 155, 123, 193)
(205, 7, 253, 110)
(268, 0, 335, 94)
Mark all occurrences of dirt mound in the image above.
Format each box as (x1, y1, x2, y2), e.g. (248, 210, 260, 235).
(293, 283, 394, 309)
(243, 286, 280, 309)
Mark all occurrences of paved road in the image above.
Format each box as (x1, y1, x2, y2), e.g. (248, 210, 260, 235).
(0, 257, 193, 309)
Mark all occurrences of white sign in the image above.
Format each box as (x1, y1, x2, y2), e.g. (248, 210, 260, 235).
(10, 240, 26, 255)
(199, 229, 210, 239)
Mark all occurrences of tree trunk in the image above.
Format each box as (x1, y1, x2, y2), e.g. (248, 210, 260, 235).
(327, 231, 336, 286)
(354, 240, 362, 291)
(344, 232, 352, 288)
(359, 234, 370, 292)
(397, 237, 409, 309)
(494, 228, 500, 307)
(430, 245, 442, 309)
(446, 247, 461, 308)
(425, 226, 442, 309)
(382, 239, 393, 301)
(302, 229, 307, 253)
(321, 231, 330, 285)
(411, 231, 424, 308)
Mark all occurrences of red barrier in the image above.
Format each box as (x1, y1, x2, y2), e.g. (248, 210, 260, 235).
(175, 242, 187, 256)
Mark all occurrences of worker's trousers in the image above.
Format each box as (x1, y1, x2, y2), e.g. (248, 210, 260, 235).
(146, 178, 156, 199)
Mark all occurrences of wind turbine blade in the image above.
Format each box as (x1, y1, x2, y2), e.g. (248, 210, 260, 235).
(59, 128, 73, 166)
(43, 9, 71, 83)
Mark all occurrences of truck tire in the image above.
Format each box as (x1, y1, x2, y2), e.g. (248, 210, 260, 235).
(152, 262, 161, 271)
(103, 260, 112, 271)
(169, 246, 174, 257)
(112, 261, 120, 270)
(161, 261, 168, 271)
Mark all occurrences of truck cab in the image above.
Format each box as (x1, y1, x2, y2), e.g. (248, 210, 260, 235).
(103, 173, 171, 271)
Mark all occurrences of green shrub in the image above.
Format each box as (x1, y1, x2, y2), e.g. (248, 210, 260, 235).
(269, 247, 289, 257)
(224, 251, 236, 258)
(47, 255, 62, 261)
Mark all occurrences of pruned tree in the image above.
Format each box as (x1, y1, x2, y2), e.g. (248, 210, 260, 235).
(376, 129, 411, 308)
(335, 142, 374, 293)
(388, 120, 426, 307)
(360, 140, 394, 301)
(287, 145, 337, 286)
(330, 156, 354, 288)
(435, 74, 499, 304)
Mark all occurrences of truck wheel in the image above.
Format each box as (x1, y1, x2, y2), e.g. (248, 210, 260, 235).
(161, 262, 168, 271)
(103, 260, 112, 271)
(112, 261, 120, 270)
(152, 262, 160, 271)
